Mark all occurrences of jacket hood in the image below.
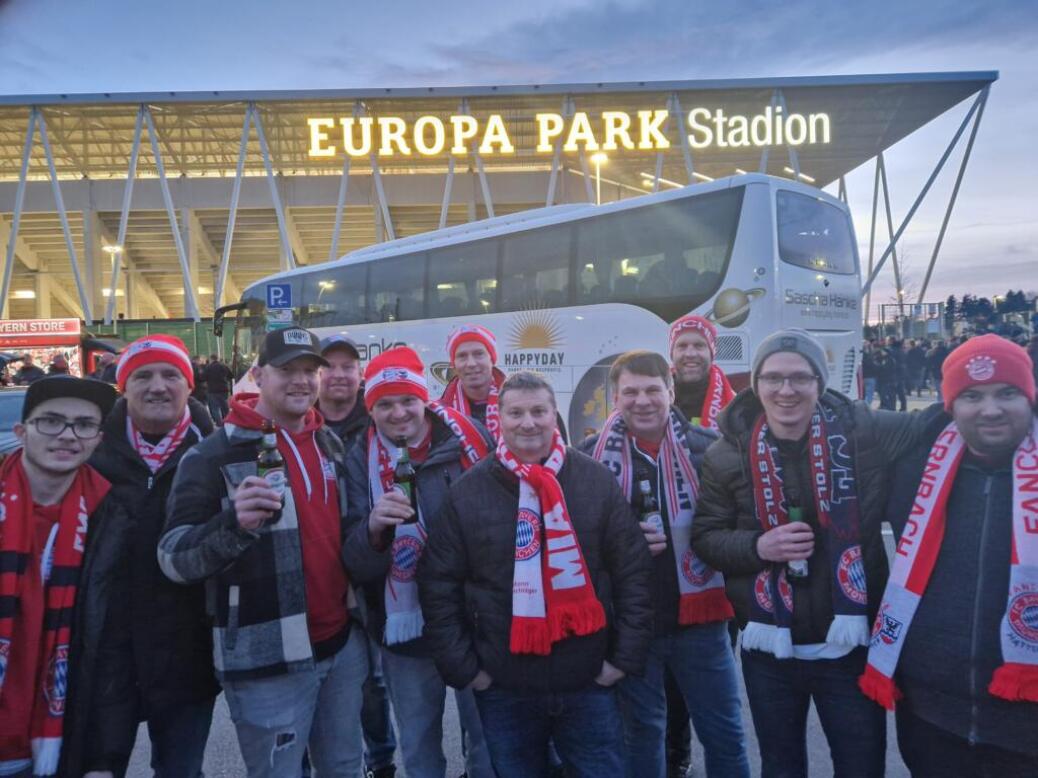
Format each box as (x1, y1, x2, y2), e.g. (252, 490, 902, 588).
(716, 387, 856, 445)
(226, 392, 323, 434)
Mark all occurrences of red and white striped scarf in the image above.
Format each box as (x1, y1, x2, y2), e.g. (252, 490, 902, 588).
(591, 409, 733, 625)
(860, 418, 1038, 709)
(439, 367, 506, 442)
(0, 451, 110, 776)
(497, 430, 606, 655)
(698, 364, 735, 432)
(127, 406, 194, 473)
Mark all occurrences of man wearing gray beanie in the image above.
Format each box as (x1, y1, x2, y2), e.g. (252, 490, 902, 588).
(691, 328, 926, 777)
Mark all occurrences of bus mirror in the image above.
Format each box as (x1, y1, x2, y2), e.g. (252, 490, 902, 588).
(213, 301, 248, 337)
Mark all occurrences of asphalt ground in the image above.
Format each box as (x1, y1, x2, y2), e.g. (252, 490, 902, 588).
(129, 395, 937, 776)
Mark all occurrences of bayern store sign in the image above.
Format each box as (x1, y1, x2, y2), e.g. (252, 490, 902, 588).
(307, 105, 832, 158)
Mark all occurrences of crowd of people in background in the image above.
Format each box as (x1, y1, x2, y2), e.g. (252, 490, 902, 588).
(0, 318, 1035, 778)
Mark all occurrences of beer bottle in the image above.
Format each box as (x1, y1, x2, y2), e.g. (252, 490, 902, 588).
(638, 479, 665, 541)
(394, 437, 419, 523)
(786, 503, 809, 581)
(257, 419, 286, 524)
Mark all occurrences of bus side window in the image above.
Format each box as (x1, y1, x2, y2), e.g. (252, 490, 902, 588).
(369, 253, 426, 322)
(427, 241, 498, 317)
(303, 264, 368, 326)
(501, 225, 572, 312)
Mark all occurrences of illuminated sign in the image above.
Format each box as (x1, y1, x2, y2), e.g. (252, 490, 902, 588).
(307, 106, 831, 158)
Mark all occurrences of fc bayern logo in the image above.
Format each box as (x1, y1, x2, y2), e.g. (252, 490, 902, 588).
(753, 571, 774, 614)
(44, 645, 69, 717)
(777, 574, 794, 612)
(1007, 591, 1038, 645)
(965, 355, 996, 382)
(390, 536, 423, 583)
(515, 509, 541, 561)
(837, 547, 867, 606)
(681, 550, 715, 587)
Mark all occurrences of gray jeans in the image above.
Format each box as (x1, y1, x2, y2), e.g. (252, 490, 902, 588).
(223, 627, 368, 777)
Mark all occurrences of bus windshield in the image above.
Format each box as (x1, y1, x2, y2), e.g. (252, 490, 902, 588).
(776, 190, 857, 274)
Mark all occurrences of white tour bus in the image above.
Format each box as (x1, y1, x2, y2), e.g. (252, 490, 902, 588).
(225, 173, 862, 438)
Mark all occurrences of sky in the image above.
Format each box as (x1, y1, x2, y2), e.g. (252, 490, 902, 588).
(0, 0, 1035, 318)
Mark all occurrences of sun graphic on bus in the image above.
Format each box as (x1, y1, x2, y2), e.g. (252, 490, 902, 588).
(508, 310, 565, 350)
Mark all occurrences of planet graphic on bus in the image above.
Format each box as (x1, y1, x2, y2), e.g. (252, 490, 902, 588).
(705, 287, 767, 328)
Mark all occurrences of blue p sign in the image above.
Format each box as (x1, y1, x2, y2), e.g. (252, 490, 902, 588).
(266, 283, 292, 309)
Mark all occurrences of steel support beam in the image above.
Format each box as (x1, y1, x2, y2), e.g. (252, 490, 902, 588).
(105, 106, 144, 324)
(370, 155, 395, 241)
(670, 92, 695, 181)
(251, 104, 296, 270)
(758, 90, 780, 174)
(438, 156, 454, 230)
(878, 154, 904, 313)
(545, 97, 571, 207)
(329, 105, 355, 261)
(864, 159, 881, 324)
(1, 108, 36, 319)
(214, 107, 250, 309)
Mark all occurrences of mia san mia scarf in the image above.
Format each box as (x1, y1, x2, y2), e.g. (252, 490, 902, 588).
(746, 404, 869, 658)
(368, 404, 487, 645)
(497, 429, 606, 655)
(591, 408, 733, 624)
(440, 367, 506, 442)
(860, 418, 1038, 709)
(0, 451, 110, 776)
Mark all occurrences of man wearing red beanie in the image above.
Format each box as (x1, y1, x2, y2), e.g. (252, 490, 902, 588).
(344, 346, 495, 778)
(440, 325, 507, 442)
(669, 315, 734, 433)
(861, 334, 1038, 776)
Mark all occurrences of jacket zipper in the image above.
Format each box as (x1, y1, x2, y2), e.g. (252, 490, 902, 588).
(968, 475, 993, 746)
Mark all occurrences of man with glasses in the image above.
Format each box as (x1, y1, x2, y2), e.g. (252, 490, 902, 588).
(89, 336, 219, 777)
(0, 375, 137, 778)
(691, 329, 924, 777)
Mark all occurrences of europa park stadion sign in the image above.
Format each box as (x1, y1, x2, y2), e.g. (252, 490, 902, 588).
(306, 105, 832, 159)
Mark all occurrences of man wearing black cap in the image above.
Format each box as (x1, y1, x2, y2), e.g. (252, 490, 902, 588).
(159, 328, 367, 778)
(0, 376, 137, 778)
(317, 335, 369, 452)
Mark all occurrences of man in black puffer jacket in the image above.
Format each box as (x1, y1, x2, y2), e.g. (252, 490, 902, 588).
(419, 371, 652, 778)
(692, 329, 925, 778)
(861, 335, 1038, 777)
(89, 335, 219, 777)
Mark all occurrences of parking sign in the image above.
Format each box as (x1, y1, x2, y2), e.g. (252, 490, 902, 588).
(266, 283, 292, 309)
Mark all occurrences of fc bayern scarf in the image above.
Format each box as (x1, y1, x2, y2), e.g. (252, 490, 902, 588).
(439, 367, 507, 442)
(745, 405, 869, 658)
(497, 430, 606, 655)
(127, 406, 198, 474)
(860, 418, 1038, 709)
(368, 405, 486, 645)
(698, 364, 735, 432)
(591, 409, 733, 624)
(0, 451, 110, 776)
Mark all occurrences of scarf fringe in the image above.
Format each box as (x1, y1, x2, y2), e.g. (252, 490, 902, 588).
(741, 622, 793, 659)
(384, 610, 425, 646)
(679, 590, 734, 625)
(988, 663, 1038, 703)
(825, 614, 870, 649)
(31, 736, 61, 776)
(547, 600, 607, 643)
(858, 663, 902, 711)
(510, 617, 552, 656)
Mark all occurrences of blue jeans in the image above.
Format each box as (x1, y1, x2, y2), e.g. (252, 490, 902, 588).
(740, 647, 885, 778)
(863, 378, 876, 406)
(619, 623, 749, 778)
(359, 627, 396, 770)
(474, 683, 625, 778)
(223, 628, 367, 778)
(147, 696, 216, 777)
(380, 647, 493, 778)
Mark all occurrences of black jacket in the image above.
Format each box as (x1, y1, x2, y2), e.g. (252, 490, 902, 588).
(886, 405, 1038, 754)
(203, 361, 233, 395)
(581, 411, 719, 636)
(88, 397, 219, 718)
(691, 389, 923, 642)
(318, 390, 369, 454)
(418, 449, 653, 692)
(342, 411, 493, 657)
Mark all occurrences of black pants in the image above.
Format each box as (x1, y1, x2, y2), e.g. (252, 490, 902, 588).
(896, 709, 1038, 778)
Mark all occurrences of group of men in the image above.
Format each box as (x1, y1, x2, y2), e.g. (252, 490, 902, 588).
(0, 311, 1035, 778)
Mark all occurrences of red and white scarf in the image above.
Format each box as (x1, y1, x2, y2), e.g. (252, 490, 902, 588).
(698, 364, 735, 432)
(860, 418, 1038, 709)
(127, 406, 197, 473)
(368, 405, 487, 645)
(439, 367, 506, 442)
(0, 451, 110, 776)
(591, 409, 733, 624)
(497, 430, 606, 655)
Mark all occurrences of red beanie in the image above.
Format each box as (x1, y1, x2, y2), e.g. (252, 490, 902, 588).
(941, 334, 1036, 412)
(364, 346, 429, 410)
(669, 314, 717, 357)
(447, 324, 498, 364)
(116, 334, 194, 392)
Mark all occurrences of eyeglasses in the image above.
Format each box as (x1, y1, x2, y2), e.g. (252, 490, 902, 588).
(757, 373, 819, 390)
(26, 416, 102, 439)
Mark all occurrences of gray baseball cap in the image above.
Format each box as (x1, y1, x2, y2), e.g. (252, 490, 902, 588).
(319, 334, 361, 359)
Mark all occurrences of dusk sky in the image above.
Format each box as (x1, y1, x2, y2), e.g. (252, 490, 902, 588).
(1, 0, 1034, 318)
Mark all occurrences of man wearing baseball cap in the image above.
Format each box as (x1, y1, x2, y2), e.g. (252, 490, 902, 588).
(317, 335, 369, 452)
(89, 335, 219, 776)
(692, 328, 926, 776)
(0, 376, 137, 777)
(861, 334, 1038, 776)
(159, 327, 367, 777)
(343, 346, 494, 778)
(669, 315, 734, 432)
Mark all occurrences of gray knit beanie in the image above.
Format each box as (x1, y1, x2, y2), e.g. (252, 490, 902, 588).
(751, 328, 829, 394)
